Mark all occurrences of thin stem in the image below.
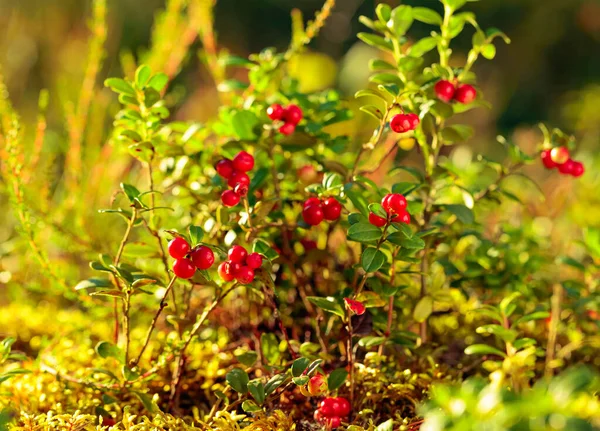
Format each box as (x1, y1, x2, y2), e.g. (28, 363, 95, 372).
(132, 275, 177, 367)
(545, 283, 562, 379)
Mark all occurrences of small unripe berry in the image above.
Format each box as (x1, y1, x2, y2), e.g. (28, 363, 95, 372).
(221, 190, 240, 207)
(558, 159, 576, 175)
(232, 151, 254, 172)
(236, 266, 255, 284)
(284, 104, 303, 125)
(571, 161, 585, 177)
(434, 80, 456, 102)
(321, 197, 342, 221)
(227, 170, 250, 188)
(550, 147, 570, 165)
(228, 245, 248, 263)
(298, 165, 320, 185)
(173, 258, 196, 279)
(215, 159, 234, 178)
(279, 122, 296, 135)
(381, 193, 407, 214)
(454, 84, 477, 104)
(369, 212, 387, 227)
(168, 237, 190, 259)
(246, 252, 263, 269)
(302, 204, 324, 226)
(218, 261, 235, 282)
(190, 246, 215, 270)
(541, 149, 556, 169)
(307, 374, 328, 396)
(267, 103, 284, 120)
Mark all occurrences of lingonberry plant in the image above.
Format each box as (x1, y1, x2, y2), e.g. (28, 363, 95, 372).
(0, 0, 598, 430)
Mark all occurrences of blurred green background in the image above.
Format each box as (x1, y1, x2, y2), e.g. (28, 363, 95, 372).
(1, 0, 599, 146)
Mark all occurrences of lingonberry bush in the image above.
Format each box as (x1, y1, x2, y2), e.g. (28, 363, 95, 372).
(0, 0, 599, 430)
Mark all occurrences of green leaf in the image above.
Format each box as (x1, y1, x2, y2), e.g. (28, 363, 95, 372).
(370, 73, 403, 85)
(464, 344, 507, 358)
(327, 368, 348, 391)
(368, 59, 396, 72)
(376, 419, 394, 431)
(397, 56, 424, 73)
(236, 351, 258, 367)
(357, 33, 393, 51)
(368, 203, 387, 218)
(128, 142, 155, 163)
(476, 324, 517, 343)
(409, 37, 438, 57)
(231, 110, 259, 140)
(445, 204, 474, 224)
(226, 368, 249, 394)
(189, 225, 204, 246)
(95, 341, 123, 363)
(261, 333, 281, 365)
(264, 373, 288, 395)
(358, 336, 386, 348)
(133, 392, 157, 413)
(247, 379, 266, 405)
(387, 227, 425, 250)
(441, 125, 474, 144)
(361, 247, 386, 273)
(347, 222, 382, 243)
(242, 400, 261, 412)
(104, 78, 135, 96)
(75, 278, 111, 290)
(413, 296, 433, 323)
(135, 65, 152, 88)
(481, 44, 496, 59)
(412, 7, 443, 25)
(513, 311, 550, 326)
(147, 73, 169, 91)
(390, 5, 413, 36)
(359, 105, 384, 121)
(291, 357, 310, 377)
(307, 297, 345, 318)
(292, 376, 309, 386)
(375, 3, 392, 23)
(253, 238, 279, 261)
(121, 183, 141, 204)
(444, 0, 468, 12)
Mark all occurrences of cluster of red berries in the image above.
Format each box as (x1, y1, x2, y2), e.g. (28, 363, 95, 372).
(217, 245, 263, 285)
(168, 237, 215, 279)
(369, 193, 410, 227)
(390, 112, 420, 133)
(302, 197, 343, 226)
(541, 147, 584, 177)
(267, 103, 303, 135)
(434, 80, 477, 104)
(314, 397, 351, 429)
(215, 151, 255, 207)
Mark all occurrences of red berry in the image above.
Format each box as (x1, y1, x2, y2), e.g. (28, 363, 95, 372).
(234, 183, 249, 197)
(221, 190, 240, 207)
(381, 193, 407, 214)
(232, 151, 254, 172)
(168, 237, 190, 259)
(304, 197, 322, 208)
(215, 159, 234, 179)
(558, 159, 576, 175)
(228, 245, 248, 263)
(303, 204, 324, 226)
(454, 84, 477, 104)
(333, 397, 351, 416)
(322, 197, 342, 221)
(228, 261, 242, 275)
(314, 410, 323, 422)
(407, 113, 420, 129)
(246, 252, 263, 269)
(434, 80, 456, 102)
(393, 211, 411, 224)
(279, 122, 296, 135)
(319, 398, 336, 417)
(390, 114, 411, 133)
(236, 266, 255, 284)
(369, 212, 387, 227)
(284, 104, 303, 125)
(227, 170, 250, 188)
(571, 161, 585, 177)
(550, 147, 570, 165)
(327, 416, 341, 428)
(190, 246, 215, 270)
(218, 261, 235, 282)
(173, 258, 196, 279)
(301, 238, 317, 251)
(102, 417, 116, 427)
(267, 103, 284, 120)
(541, 149, 556, 169)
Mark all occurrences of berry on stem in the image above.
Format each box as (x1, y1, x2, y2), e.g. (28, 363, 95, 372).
(321, 197, 342, 221)
(407, 113, 420, 129)
(381, 193, 407, 214)
(304, 197, 321, 208)
(190, 246, 215, 270)
(558, 159, 576, 175)
(454, 84, 477, 104)
(571, 161, 585, 177)
(279, 122, 295, 135)
(168, 237, 190, 259)
(333, 397, 351, 417)
(227, 170, 250, 188)
(246, 252, 263, 269)
(369, 212, 387, 227)
(221, 190, 240, 207)
(434, 80, 456, 102)
(173, 258, 196, 279)
(228, 245, 248, 263)
(267, 103, 284, 120)
(541, 149, 556, 169)
(215, 159, 234, 179)
(303, 203, 324, 226)
(218, 261, 235, 282)
(284, 104, 303, 125)
(234, 183, 249, 197)
(236, 266, 255, 284)
(392, 211, 411, 224)
(232, 151, 254, 172)
(550, 147, 570, 165)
